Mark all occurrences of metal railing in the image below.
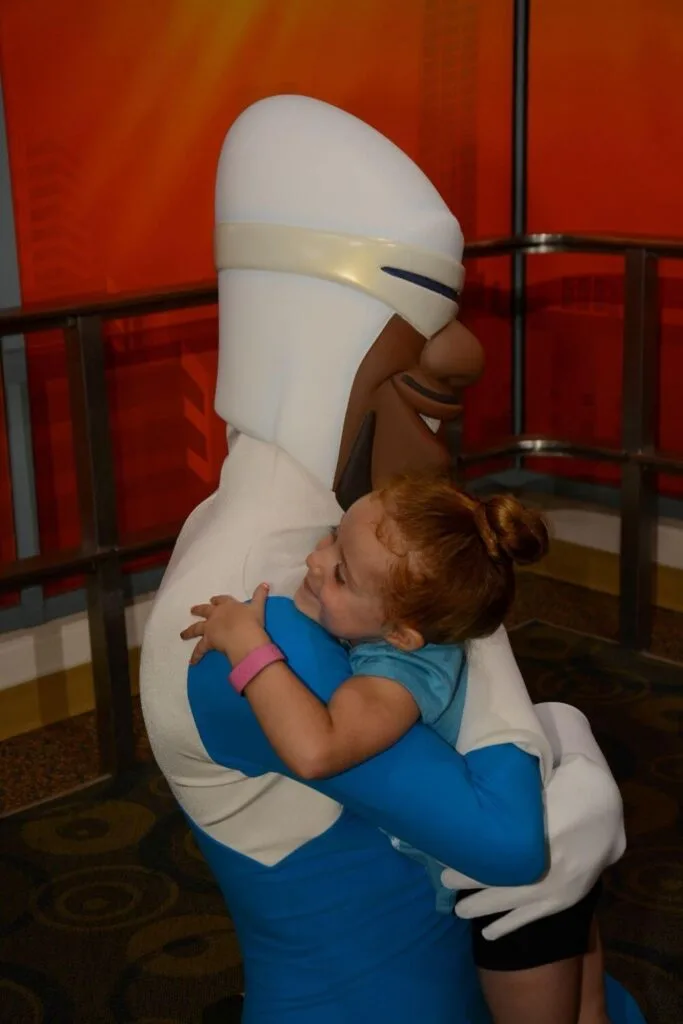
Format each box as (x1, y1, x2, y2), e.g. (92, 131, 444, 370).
(0, 283, 217, 778)
(462, 233, 683, 656)
(1, 233, 683, 784)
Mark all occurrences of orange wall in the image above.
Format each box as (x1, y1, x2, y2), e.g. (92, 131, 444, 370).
(521, 0, 683, 493)
(0, 0, 511, 560)
(0, 0, 681, 569)
(0, 0, 510, 299)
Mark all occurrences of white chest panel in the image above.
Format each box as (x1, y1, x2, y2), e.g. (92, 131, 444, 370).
(139, 436, 344, 865)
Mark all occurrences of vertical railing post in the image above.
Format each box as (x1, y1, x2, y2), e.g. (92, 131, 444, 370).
(511, 0, 530, 441)
(65, 315, 135, 774)
(1, 334, 44, 628)
(619, 249, 659, 650)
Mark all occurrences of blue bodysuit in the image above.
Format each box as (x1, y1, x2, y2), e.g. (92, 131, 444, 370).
(350, 639, 468, 912)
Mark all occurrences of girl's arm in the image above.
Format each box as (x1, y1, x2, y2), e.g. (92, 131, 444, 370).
(182, 583, 421, 778)
(245, 663, 420, 778)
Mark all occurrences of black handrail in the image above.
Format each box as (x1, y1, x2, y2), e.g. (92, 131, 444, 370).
(457, 435, 683, 475)
(0, 281, 217, 335)
(465, 231, 683, 259)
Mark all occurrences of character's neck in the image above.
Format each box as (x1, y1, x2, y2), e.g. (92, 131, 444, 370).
(227, 429, 336, 495)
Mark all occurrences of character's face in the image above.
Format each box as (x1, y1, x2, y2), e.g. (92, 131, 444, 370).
(334, 316, 484, 509)
(293, 494, 393, 641)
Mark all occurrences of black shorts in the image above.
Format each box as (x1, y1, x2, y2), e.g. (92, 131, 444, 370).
(456, 881, 602, 972)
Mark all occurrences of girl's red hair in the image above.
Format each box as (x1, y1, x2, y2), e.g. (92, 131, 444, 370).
(377, 471, 548, 645)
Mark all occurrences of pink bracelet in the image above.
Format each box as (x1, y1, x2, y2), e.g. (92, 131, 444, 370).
(228, 643, 285, 695)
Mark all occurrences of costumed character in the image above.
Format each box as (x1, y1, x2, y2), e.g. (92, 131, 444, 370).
(140, 96, 644, 1023)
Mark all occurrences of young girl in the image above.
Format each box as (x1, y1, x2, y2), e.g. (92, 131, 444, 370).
(181, 470, 609, 1024)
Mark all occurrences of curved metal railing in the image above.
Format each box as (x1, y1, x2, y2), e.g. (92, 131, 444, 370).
(466, 231, 683, 258)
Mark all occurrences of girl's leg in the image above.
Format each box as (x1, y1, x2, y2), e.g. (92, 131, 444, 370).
(578, 918, 611, 1024)
(479, 957, 582, 1024)
(462, 883, 605, 1024)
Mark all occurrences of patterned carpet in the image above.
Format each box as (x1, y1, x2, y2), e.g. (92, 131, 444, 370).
(0, 621, 681, 1024)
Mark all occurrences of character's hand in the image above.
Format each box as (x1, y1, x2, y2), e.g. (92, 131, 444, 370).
(444, 703, 626, 940)
(180, 584, 271, 666)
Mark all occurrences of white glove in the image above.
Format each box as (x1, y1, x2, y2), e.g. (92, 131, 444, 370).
(444, 702, 626, 941)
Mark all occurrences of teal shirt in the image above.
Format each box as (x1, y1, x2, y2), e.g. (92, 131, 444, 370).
(349, 640, 468, 748)
(349, 640, 469, 914)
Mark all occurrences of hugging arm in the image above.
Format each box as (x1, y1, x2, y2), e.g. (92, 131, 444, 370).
(448, 701, 626, 938)
(189, 598, 546, 886)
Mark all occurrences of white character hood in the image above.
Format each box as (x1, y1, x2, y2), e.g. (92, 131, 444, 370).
(214, 94, 464, 489)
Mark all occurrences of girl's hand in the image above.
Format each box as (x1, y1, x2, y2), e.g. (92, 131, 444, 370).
(180, 583, 271, 665)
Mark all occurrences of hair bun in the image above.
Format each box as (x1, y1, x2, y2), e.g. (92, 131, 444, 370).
(476, 496, 548, 566)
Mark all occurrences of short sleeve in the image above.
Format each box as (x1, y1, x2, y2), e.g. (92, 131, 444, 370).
(349, 642, 465, 727)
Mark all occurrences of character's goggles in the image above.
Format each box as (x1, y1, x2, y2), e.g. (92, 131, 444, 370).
(215, 222, 464, 339)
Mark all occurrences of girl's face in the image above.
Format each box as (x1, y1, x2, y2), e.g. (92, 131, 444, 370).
(294, 494, 397, 642)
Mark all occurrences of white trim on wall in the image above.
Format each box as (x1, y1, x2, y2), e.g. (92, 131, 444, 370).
(1, 593, 154, 691)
